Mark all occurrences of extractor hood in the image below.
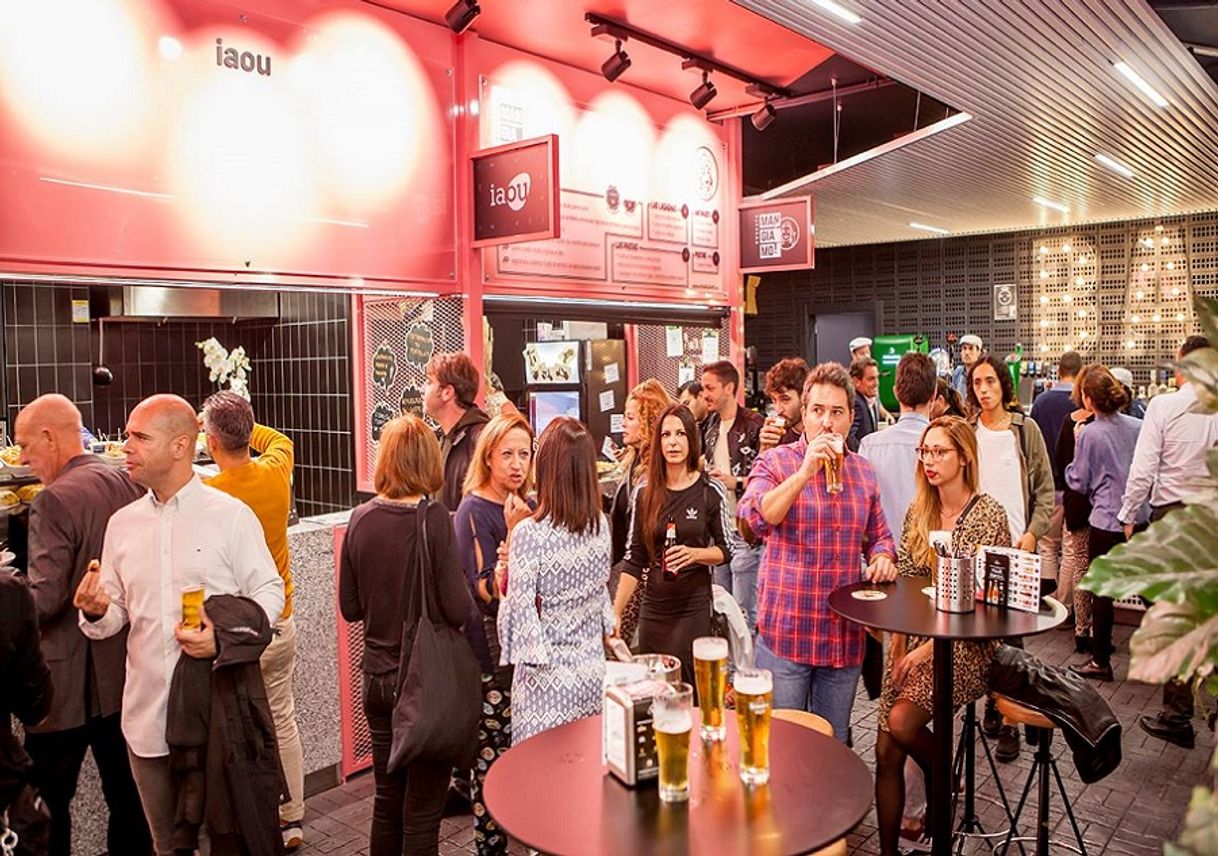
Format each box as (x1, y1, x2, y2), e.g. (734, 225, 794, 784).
(90, 285, 279, 321)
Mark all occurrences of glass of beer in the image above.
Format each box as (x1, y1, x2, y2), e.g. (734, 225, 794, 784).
(823, 433, 845, 495)
(653, 682, 694, 803)
(735, 668, 773, 785)
(181, 584, 205, 631)
(693, 636, 728, 742)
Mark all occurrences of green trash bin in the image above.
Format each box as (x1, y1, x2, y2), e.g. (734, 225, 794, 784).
(872, 335, 929, 413)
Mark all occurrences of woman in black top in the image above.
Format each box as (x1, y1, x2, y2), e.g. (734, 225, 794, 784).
(339, 415, 474, 856)
(615, 403, 731, 683)
(1053, 367, 1094, 652)
(1, 573, 52, 821)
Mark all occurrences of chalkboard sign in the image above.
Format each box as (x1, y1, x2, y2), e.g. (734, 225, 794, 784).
(372, 341, 397, 390)
(400, 386, 423, 417)
(371, 402, 396, 442)
(405, 323, 434, 368)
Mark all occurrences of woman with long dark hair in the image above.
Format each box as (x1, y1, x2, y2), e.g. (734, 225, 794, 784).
(610, 380, 672, 648)
(614, 403, 732, 682)
(497, 418, 615, 743)
(339, 415, 474, 856)
(874, 416, 1010, 855)
(1067, 365, 1148, 681)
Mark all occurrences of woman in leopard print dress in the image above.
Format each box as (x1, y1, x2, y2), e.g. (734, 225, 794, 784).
(875, 416, 1011, 856)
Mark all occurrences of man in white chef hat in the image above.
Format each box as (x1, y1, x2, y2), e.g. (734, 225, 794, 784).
(951, 334, 984, 397)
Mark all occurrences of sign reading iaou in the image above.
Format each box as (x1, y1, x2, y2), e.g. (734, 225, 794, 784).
(738, 196, 815, 274)
(471, 134, 560, 248)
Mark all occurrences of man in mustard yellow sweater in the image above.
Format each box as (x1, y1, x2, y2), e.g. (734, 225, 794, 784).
(201, 391, 304, 851)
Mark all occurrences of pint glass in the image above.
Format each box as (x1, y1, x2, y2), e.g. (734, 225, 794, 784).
(735, 668, 773, 785)
(181, 585, 205, 630)
(823, 434, 845, 495)
(693, 636, 728, 741)
(653, 682, 694, 802)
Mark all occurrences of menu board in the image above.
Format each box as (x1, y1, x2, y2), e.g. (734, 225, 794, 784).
(739, 197, 814, 273)
(482, 79, 727, 297)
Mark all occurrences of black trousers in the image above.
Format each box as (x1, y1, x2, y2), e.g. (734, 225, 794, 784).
(362, 673, 451, 856)
(1089, 526, 1140, 668)
(23, 712, 151, 856)
(1151, 503, 1194, 719)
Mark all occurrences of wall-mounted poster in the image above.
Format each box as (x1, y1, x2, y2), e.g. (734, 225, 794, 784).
(472, 134, 560, 247)
(993, 283, 1017, 321)
(523, 340, 579, 385)
(739, 196, 814, 273)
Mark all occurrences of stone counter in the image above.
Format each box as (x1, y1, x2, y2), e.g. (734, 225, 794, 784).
(69, 510, 351, 855)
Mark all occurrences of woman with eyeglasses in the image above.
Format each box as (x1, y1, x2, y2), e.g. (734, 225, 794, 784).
(614, 403, 732, 684)
(874, 416, 1011, 856)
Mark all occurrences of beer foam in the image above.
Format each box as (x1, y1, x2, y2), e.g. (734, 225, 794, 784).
(693, 637, 728, 660)
(733, 670, 772, 696)
(653, 710, 692, 734)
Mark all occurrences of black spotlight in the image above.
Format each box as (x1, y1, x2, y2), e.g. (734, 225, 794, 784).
(601, 39, 631, 82)
(750, 100, 778, 131)
(444, 0, 480, 34)
(689, 71, 717, 110)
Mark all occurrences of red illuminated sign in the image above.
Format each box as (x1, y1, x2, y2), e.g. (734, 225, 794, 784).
(471, 134, 560, 248)
(739, 196, 814, 273)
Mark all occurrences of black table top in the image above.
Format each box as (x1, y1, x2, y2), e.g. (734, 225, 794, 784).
(829, 578, 1067, 640)
(484, 711, 872, 856)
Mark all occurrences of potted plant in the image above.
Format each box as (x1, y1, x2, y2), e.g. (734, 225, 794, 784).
(196, 337, 252, 399)
(1084, 296, 1218, 854)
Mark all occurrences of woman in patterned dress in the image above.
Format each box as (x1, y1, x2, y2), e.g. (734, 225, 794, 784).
(498, 417, 616, 744)
(875, 416, 1011, 856)
(610, 380, 672, 649)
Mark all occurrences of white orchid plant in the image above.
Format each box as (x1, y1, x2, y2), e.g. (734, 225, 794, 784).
(196, 337, 252, 399)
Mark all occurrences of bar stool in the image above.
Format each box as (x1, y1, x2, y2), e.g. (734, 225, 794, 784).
(771, 710, 847, 856)
(952, 700, 1019, 854)
(992, 695, 1089, 856)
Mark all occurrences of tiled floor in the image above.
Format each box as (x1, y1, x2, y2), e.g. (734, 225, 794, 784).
(297, 621, 1205, 855)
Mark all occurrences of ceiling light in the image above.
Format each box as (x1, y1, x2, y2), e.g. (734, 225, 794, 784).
(810, 0, 862, 24)
(444, 0, 480, 34)
(1095, 153, 1135, 178)
(750, 100, 778, 132)
(1033, 196, 1069, 214)
(601, 39, 631, 82)
(909, 221, 949, 235)
(689, 71, 717, 109)
(1113, 61, 1169, 107)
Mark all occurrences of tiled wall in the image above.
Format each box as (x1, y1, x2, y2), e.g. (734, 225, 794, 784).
(2, 283, 355, 515)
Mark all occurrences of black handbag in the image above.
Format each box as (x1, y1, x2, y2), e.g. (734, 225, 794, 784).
(388, 499, 481, 773)
(0, 784, 51, 856)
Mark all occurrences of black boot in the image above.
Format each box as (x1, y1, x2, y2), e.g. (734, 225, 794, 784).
(982, 697, 1002, 738)
(995, 725, 1021, 763)
(1140, 712, 1196, 749)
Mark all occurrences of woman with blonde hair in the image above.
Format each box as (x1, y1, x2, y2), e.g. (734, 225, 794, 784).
(453, 412, 533, 856)
(339, 415, 474, 856)
(874, 416, 1010, 856)
(610, 379, 672, 647)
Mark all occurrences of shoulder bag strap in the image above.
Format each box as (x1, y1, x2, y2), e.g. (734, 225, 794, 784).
(956, 493, 983, 528)
(414, 498, 434, 622)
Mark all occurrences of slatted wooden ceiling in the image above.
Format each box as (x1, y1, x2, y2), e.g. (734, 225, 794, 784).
(739, 0, 1218, 247)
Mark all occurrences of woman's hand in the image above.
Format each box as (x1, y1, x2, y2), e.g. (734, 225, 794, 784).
(892, 642, 932, 690)
(663, 544, 697, 574)
(504, 493, 531, 531)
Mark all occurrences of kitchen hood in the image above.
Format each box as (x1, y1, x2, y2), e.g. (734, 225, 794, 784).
(90, 285, 279, 321)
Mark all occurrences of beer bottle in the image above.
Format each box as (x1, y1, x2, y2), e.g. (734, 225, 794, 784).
(662, 519, 678, 576)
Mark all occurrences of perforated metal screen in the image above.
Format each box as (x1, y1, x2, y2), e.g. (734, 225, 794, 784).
(358, 296, 466, 484)
(748, 211, 1218, 381)
(635, 317, 732, 394)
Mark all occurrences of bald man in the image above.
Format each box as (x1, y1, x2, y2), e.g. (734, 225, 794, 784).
(15, 394, 150, 856)
(74, 394, 283, 855)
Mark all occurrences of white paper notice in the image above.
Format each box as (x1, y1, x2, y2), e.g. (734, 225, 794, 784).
(678, 363, 695, 386)
(599, 389, 615, 412)
(666, 326, 683, 357)
(537, 322, 553, 341)
(604, 362, 620, 384)
(601, 435, 617, 460)
(610, 413, 625, 433)
(702, 333, 720, 364)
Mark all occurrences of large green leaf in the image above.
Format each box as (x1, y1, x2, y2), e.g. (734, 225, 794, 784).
(1210, 448, 1218, 485)
(1182, 347, 1218, 413)
(1178, 786, 1218, 856)
(1083, 504, 1218, 611)
(1195, 296, 1218, 349)
(1129, 602, 1218, 684)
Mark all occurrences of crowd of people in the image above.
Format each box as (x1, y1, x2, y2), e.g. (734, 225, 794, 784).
(2, 331, 1216, 856)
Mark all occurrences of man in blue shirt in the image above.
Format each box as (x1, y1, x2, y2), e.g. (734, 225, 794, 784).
(951, 334, 983, 397)
(1029, 351, 1083, 611)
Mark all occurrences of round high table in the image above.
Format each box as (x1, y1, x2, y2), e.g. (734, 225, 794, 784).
(829, 578, 1066, 856)
(484, 710, 872, 855)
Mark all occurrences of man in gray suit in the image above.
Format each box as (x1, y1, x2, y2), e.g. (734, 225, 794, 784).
(15, 394, 151, 856)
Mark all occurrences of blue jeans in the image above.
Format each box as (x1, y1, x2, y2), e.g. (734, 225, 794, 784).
(754, 634, 862, 743)
(714, 532, 762, 633)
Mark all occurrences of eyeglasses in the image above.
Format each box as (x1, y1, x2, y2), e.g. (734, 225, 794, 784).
(916, 446, 957, 463)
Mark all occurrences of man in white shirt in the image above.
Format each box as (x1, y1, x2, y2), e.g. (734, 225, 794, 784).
(1120, 336, 1218, 749)
(74, 394, 283, 854)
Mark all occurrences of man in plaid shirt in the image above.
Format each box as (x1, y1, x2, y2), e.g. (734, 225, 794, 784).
(738, 362, 896, 741)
